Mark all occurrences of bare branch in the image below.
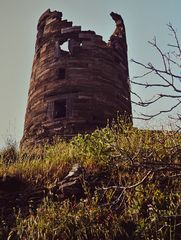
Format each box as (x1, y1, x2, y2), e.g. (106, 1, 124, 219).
(131, 24, 181, 124)
(168, 23, 181, 55)
(132, 70, 153, 79)
(159, 94, 181, 98)
(132, 94, 180, 108)
(141, 100, 181, 120)
(132, 59, 181, 79)
(100, 170, 153, 191)
(165, 54, 179, 67)
(131, 80, 170, 88)
(148, 38, 167, 72)
(131, 90, 144, 102)
(99, 189, 125, 208)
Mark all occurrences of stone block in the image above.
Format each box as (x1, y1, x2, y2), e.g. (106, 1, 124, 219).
(61, 26, 81, 34)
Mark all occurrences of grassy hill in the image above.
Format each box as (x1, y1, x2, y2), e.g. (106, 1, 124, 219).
(0, 120, 180, 239)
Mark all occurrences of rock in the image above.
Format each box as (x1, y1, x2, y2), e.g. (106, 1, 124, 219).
(64, 163, 84, 179)
(50, 164, 85, 201)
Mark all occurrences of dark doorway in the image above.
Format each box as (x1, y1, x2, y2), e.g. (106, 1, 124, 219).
(54, 99, 66, 118)
(58, 68, 66, 80)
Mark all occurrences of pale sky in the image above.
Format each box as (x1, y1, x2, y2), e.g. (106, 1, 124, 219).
(0, 0, 180, 148)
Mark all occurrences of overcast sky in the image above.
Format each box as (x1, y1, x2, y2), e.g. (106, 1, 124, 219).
(0, 0, 180, 148)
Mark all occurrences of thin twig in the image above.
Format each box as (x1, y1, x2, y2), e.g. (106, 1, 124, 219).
(99, 170, 153, 191)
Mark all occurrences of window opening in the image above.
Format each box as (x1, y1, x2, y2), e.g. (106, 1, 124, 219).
(54, 99, 66, 118)
(61, 41, 69, 52)
(58, 68, 66, 79)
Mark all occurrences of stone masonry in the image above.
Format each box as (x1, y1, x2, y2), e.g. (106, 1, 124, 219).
(20, 9, 132, 149)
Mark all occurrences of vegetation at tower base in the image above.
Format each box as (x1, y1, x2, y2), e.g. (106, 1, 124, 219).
(20, 9, 132, 150)
(0, 121, 181, 239)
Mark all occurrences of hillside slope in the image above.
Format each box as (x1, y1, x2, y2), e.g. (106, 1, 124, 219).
(0, 121, 180, 239)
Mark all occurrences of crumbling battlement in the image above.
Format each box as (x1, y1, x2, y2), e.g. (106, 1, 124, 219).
(21, 9, 132, 149)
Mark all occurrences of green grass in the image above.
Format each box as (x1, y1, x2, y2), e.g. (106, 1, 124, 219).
(0, 121, 180, 239)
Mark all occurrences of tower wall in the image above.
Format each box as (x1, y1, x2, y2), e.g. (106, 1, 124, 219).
(21, 9, 132, 148)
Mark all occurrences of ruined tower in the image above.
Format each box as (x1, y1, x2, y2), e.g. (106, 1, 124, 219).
(21, 9, 132, 148)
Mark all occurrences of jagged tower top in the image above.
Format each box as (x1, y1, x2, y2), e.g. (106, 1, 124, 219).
(21, 9, 132, 149)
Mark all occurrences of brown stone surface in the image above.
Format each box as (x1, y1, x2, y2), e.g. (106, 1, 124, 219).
(21, 9, 132, 149)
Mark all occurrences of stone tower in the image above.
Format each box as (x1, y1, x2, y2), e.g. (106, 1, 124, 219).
(21, 9, 132, 148)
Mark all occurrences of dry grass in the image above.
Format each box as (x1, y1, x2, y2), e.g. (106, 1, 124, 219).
(0, 121, 180, 239)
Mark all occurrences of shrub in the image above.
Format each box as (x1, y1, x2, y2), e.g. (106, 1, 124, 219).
(0, 136, 18, 164)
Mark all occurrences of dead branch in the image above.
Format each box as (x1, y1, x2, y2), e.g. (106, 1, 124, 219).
(99, 170, 153, 191)
(140, 100, 181, 120)
(131, 24, 181, 124)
